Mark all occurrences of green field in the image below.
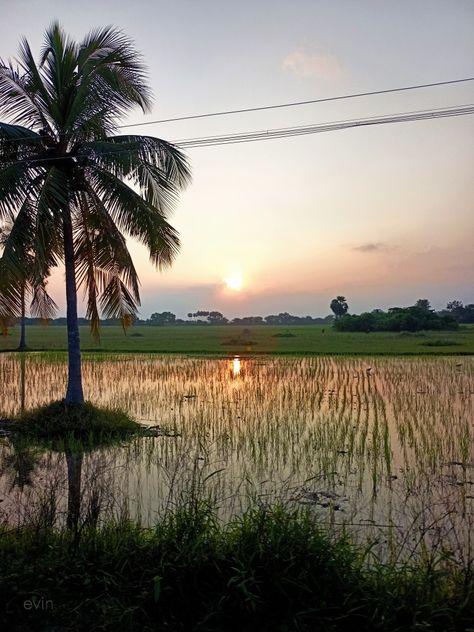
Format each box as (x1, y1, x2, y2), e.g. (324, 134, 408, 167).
(1, 323, 473, 355)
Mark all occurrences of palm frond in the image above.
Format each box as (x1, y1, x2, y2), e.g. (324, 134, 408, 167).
(79, 188, 140, 296)
(39, 23, 80, 132)
(73, 190, 140, 337)
(78, 135, 191, 214)
(30, 281, 58, 320)
(33, 167, 67, 274)
(0, 257, 23, 317)
(100, 273, 139, 329)
(0, 59, 48, 129)
(0, 196, 35, 278)
(0, 122, 43, 157)
(87, 167, 181, 268)
(0, 161, 43, 221)
(62, 26, 152, 142)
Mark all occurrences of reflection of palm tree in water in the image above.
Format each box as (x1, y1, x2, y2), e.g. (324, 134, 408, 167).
(19, 353, 26, 414)
(1, 439, 40, 491)
(65, 449, 83, 531)
(18, 355, 85, 530)
(65, 449, 111, 532)
(4, 357, 107, 530)
(1, 355, 39, 490)
(3, 445, 91, 531)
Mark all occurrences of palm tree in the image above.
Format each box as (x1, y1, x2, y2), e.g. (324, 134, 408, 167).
(0, 221, 57, 350)
(0, 23, 191, 403)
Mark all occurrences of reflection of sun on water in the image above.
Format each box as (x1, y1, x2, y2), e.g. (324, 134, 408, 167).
(231, 357, 241, 377)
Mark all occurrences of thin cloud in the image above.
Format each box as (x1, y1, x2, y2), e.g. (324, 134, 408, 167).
(282, 46, 343, 80)
(353, 242, 388, 253)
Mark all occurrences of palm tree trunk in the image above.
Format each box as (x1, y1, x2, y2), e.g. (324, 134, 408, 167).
(63, 209, 84, 404)
(18, 284, 26, 351)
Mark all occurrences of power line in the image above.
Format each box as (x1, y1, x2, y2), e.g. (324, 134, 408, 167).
(117, 77, 474, 129)
(4, 103, 474, 165)
(1, 77, 474, 146)
(175, 103, 474, 147)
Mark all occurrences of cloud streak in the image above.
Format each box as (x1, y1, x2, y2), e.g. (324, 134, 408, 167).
(353, 242, 389, 253)
(282, 46, 343, 79)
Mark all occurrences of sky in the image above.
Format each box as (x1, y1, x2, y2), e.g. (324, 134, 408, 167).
(1, 0, 473, 318)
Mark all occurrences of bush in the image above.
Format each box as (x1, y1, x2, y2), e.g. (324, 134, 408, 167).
(13, 400, 140, 440)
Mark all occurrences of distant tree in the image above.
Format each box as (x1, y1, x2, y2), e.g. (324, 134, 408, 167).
(231, 316, 264, 325)
(446, 300, 474, 324)
(330, 296, 349, 319)
(415, 299, 432, 312)
(464, 305, 474, 324)
(334, 305, 457, 332)
(207, 311, 227, 324)
(265, 312, 294, 325)
(148, 311, 176, 326)
(446, 300, 465, 321)
(263, 312, 327, 325)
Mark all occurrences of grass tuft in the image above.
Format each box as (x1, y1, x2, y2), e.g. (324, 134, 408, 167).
(12, 400, 140, 441)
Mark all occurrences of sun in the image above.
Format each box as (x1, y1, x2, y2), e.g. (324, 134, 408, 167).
(224, 272, 243, 291)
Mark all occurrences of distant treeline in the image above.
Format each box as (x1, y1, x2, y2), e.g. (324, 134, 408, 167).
(334, 304, 463, 333)
(7, 300, 474, 330)
(14, 312, 335, 327)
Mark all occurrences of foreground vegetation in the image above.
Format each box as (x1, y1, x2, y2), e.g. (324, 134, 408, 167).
(1, 323, 473, 355)
(0, 503, 472, 631)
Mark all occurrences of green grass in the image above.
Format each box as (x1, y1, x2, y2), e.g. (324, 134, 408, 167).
(1, 324, 473, 355)
(0, 503, 472, 631)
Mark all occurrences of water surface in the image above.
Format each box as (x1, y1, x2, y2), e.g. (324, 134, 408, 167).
(1, 353, 473, 562)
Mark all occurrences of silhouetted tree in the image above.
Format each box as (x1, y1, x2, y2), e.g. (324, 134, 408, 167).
(148, 311, 176, 325)
(415, 299, 432, 312)
(208, 311, 227, 324)
(0, 24, 190, 403)
(334, 305, 457, 332)
(232, 316, 264, 325)
(330, 296, 349, 319)
(447, 300, 464, 314)
(446, 300, 474, 324)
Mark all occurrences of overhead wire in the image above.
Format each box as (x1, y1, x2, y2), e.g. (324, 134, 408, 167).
(116, 77, 474, 128)
(4, 103, 474, 165)
(175, 103, 474, 148)
(1, 76, 474, 145)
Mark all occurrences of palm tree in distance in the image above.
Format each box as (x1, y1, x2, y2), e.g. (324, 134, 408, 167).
(0, 23, 191, 403)
(0, 221, 57, 350)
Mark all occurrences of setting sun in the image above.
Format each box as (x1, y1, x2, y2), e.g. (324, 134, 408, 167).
(224, 272, 243, 291)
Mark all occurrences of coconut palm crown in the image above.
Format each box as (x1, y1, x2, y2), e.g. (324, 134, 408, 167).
(0, 23, 191, 403)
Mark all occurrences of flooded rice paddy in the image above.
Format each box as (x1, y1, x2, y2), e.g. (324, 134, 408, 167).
(1, 353, 473, 564)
